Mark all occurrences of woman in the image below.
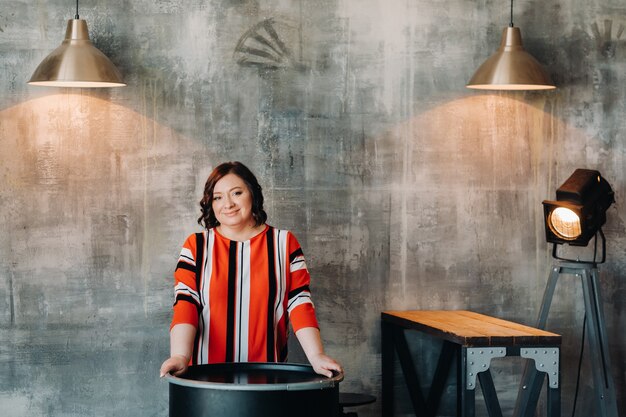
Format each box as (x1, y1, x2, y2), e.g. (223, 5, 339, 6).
(160, 161, 342, 378)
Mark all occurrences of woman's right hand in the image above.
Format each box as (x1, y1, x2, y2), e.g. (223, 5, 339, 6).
(160, 355, 189, 377)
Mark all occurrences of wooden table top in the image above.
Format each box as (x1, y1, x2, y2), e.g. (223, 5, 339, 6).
(382, 310, 561, 347)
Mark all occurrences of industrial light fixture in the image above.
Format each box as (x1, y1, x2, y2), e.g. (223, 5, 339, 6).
(542, 169, 614, 250)
(28, 0, 125, 88)
(467, 0, 555, 90)
(524, 170, 620, 417)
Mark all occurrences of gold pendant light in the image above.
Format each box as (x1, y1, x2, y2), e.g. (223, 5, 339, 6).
(467, 0, 555, 90)
(28, 0, 125, 88)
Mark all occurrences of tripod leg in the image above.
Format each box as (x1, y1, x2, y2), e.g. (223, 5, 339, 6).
(580, 268, 619, 417)
(536, 265, 561, 329)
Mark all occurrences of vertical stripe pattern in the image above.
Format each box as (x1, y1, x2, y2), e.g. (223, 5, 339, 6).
(192, 232, 205, 365)
(171, 226, 319, 366)
(266, 228, 277, 362)
(237, 241, 251, 362)
(225, 240, 238, 362)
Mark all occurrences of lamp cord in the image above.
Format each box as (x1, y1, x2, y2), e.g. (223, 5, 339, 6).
(75, 0, 79, 19)
(571, 312, 586, 417)
(510, 0, 514, 27)
(593, 232, 598, 264)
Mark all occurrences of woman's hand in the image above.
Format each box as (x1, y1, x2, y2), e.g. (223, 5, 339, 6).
(160, 355, 189, 377)
(161, 324, 196, 377)
(295, 327, 343, 378)
(308, 352, 343, 378)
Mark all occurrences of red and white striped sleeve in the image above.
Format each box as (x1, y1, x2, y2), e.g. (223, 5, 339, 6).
(170, 233, 201, 329)
(286, 232, 319, 332)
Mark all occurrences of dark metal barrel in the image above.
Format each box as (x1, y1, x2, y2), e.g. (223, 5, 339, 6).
(165, 362, 343, 417)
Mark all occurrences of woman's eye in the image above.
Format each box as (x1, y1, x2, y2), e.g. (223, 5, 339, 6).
(213, 196, 221, 201)
(233, 191, 242, 196)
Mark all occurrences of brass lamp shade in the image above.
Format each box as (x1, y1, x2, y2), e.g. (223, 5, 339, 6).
(467, 26, 555, 90)
(28, 19, 125, 88)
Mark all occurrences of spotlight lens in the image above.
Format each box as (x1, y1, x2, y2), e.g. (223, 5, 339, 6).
(549, 207, 581, 240)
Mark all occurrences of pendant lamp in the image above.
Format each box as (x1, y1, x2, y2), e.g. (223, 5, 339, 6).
(28, 0, 125, 88)
(467, 0, 555, 90)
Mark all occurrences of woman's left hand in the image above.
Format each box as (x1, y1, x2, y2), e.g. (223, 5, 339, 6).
(308, 352, 343, 378)
(295, 327, 344, 377)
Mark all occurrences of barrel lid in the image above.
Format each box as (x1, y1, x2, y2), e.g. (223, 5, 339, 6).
(164, 362, 343, 391)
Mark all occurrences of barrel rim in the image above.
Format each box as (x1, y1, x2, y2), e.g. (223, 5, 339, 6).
(164, 362, 344, 391)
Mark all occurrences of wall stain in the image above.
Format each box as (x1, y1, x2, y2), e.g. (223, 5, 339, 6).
(234, 18, 305, 71)
(591, 19, 624, 59)
(9, 268, 15, 326)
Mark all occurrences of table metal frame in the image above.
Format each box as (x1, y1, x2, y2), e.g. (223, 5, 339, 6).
(381, 311, 561, 417)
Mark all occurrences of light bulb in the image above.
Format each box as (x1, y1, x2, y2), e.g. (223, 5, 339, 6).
(549, 207, 581, 240)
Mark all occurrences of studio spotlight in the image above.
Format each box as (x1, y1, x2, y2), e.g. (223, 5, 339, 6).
(520, 168, 620, 417)
(542, 169, 614, 247)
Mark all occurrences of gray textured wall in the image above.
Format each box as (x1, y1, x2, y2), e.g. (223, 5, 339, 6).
(1, 0, 625, 416)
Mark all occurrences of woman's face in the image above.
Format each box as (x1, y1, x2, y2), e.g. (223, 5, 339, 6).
(212, 173, 254, 229)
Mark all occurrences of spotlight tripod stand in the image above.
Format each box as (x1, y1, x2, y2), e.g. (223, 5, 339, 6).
(514, 232, 619, 417)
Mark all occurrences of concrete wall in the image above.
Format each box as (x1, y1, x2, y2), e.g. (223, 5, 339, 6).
(1, 0, 624, 416)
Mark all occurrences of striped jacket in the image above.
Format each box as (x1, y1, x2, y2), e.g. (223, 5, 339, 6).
(171, 225, 319, 364)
